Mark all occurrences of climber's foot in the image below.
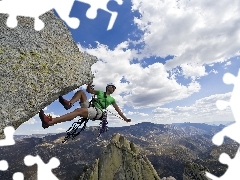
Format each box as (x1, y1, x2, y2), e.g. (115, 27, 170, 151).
(59, 96, 72, 110)
(39, 110, 52, 129)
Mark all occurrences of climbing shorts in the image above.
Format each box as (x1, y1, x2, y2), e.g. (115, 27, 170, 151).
(80, 100, 103, 120)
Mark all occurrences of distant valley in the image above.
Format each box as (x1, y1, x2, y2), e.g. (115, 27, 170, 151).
(1, 122, 238, 180)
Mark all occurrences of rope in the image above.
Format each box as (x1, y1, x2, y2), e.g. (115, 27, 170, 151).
(62, 85, 125, 142)
(89, 88, 124, 121)
(62, 118, 88, 143)
(104, 108, 124, 121)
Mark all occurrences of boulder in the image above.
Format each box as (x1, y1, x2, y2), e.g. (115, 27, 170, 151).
(0, 10, 97, 139)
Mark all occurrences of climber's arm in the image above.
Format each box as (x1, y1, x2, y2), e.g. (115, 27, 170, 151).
(86, 81, 97, 94)
(112, 103, 131, 122)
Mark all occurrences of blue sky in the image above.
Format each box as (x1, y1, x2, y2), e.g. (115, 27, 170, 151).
(15, 0, 240, 135)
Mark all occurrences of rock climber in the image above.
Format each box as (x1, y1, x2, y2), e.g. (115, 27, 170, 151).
(39, 81, 131, 129)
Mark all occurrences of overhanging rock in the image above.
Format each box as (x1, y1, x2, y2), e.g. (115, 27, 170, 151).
(0, 10, 98, 139)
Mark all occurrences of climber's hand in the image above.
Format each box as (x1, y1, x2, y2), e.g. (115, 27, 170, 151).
(125, 119, 131, 122)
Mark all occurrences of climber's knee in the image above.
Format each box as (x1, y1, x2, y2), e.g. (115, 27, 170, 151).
(74, 108, 88, 118)
(78, 90, 87, 103)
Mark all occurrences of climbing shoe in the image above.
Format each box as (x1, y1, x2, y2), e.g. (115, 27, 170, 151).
(59, 96, 72, 110)
(39, 110, 52, 129)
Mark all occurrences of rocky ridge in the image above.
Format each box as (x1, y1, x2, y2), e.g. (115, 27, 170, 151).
(79, 133, 176, 180)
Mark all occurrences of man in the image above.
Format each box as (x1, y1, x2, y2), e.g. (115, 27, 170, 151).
(39, 82, 131, 128)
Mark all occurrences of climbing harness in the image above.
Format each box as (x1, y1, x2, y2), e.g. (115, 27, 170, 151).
(62, 85, 123, 143)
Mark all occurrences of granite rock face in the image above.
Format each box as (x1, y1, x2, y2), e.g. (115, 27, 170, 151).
(0, 10, 97, 138)
(79, 133, 176, 180)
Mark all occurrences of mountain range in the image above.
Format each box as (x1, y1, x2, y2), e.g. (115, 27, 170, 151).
(0, 122, 238, 180)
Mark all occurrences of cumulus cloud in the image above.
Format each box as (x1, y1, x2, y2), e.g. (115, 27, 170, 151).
(224, 61, 232, 67)
(77, 43, 201, 109)
(223, 61, 232, 69)
(46, 112, 61, 118)
(151, 92, 233, 123)
(209, 69, 218, 74)
(69, 0, 240, 128)
(131, 0, 240, 78)
(32, 129, 45, 133)
(75, 0, 240, 110)
(128, 111, 149, 116)
(23, 117, 38, 125)
(56, 128, 66, 131)
(74, 85, 87, 92)
(180, 63, 207, 79)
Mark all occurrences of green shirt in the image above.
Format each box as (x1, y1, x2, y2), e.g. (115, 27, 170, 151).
(93, 90, 116, 110)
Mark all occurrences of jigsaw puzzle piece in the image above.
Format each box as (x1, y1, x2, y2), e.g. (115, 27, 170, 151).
(24, 155, 60, 180)
(6, 15, 18, 29)
(0, 160, 8, 171)
(222, 72, 236, 85)
(12, 172, 24, 180)
(54, 0, 80, 29)
(214, 70, 240, 122)
(0, 0, 80, 30)
(75, 0, 123, 30)
(206, 147, 240, 180)
(212, 122, 240, 146)
(0, 126, 15, 146)
(220, 70, 240, 122)
(106, 0, 123, 30)
(0, 0, 17, 28)
(216, 100, 229, 111)
(0, 0, 53, 30)
(107, 0, 122, 12)
(0, 159, 24, 180)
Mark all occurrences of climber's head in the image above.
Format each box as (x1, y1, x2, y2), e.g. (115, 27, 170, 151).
(106, 83, 116, 94)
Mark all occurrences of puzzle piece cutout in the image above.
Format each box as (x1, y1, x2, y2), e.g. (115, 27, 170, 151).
(206, 147, 240, 179)
(0, 0, 122, 31)
(12, 172, 24, 180)
(0, 160, 8, 171)
(0, 0, 79, 31)
(0, 126, 24, 180)
(24, 155, 60, 180)
(205, 69, 240, 179)
(0, 159, 24, 180)
(0, 126, 15, 146)
(211, 70, 240, 146)
(76, 0, 123, 30)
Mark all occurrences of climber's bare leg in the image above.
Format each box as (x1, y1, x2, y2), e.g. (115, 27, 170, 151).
(49, 108, 88, 125)
(69, 90, 87, 105)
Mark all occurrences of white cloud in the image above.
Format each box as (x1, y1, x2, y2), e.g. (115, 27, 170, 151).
(131, 0, 240, 78)
(56, 128, 66, 131)
(128, 111, 137, 115)
(77, 43, 201, 109)
(73, 0, 240, 124)
(74, 85, 87, 92)
(127, 111, 149, 116)
(138, 113, 149, 117)
(224, 61, 232, 67)
(180, 63, 207, 79)
(47, 112, 61, 118)
(32, 129, 45, 133)
(151, 92, 233, 123)
(223, 61, 232, 69)
(209, 69, 218, 74)
(23, 117, 38, 125)
(73, 88, 81, 92)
